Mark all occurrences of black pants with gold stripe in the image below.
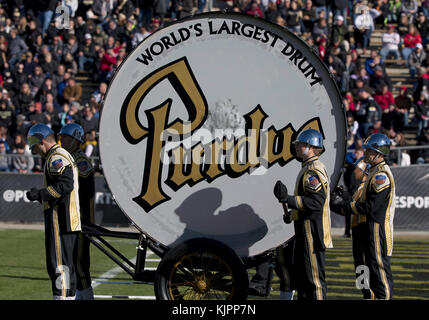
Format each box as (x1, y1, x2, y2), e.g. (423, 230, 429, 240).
(44, 211, 78, 298)
(352, 224, 374, 299)
(75, 233, 92, 290)
(274, 237, 296, 292)
(294, 236, 327, 300)
(364, 222, 393, 300)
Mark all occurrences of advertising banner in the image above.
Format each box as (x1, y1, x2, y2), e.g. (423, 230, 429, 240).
(0, 172, 131, 226)
(330, 165, 429, 230)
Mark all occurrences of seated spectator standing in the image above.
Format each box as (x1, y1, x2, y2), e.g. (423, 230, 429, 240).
(353, 4, 374, 55)
(99, 47, 117, 82)
(415, 91, 429, 136)
(342, 53, 358, 93)
(301, 0, 317, 33)
(355, 88, 382, 138)
(416, 11, 429, 47)
(327, 54, 345, 90)
(7, 28, 28, 67)
(12, 63, 29, 95)
(395, 86, 413, 126)
(285, 1, 302, 34)
(413, 67, 429, 102)
(78, 33, 96, 72)
(380, 24, 401, 61)
(331, 15, 350, 52)
(382, 103, 403, 134)
(416, 129, 429, 163)
(408, 43, 426, 78)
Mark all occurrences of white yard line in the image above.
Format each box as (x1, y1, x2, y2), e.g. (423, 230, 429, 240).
(92, 250, 159, 301)
(92, 257, 137, 288)
(92, 249, 158, 288)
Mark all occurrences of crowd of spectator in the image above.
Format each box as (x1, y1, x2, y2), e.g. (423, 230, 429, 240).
(1, 0, 429, 174)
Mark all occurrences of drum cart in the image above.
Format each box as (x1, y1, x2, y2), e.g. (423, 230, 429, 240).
(82, 222, 286, 300)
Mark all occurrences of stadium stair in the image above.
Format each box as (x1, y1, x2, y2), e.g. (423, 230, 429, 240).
(75, 71, 99, 106)
(347, 21, 419, 145)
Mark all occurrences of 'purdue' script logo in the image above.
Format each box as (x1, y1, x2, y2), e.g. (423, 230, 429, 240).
(120, 57, 324, 212)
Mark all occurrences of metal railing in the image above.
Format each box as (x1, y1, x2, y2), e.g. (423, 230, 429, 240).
(390, 145, 429, 166)
(0, 153, 101, 172)
(2, 145, 429, 172)
(345, 145, 429, 167)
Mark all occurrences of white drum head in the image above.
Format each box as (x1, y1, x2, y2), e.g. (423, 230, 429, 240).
(99, 12, 346, 257)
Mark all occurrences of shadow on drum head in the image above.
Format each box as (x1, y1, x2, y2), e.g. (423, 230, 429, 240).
(172, 188, 268, 257)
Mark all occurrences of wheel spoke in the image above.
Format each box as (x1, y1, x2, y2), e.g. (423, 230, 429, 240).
(160, 241, 246, 300)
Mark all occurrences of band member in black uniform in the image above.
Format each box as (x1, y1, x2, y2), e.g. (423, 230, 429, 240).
(274, 129, 332, 300)
(335, 133, 395, 300)
(331, 157, 375, 299)
(59, 123, 95, 300)
(26, 123, 81, 300)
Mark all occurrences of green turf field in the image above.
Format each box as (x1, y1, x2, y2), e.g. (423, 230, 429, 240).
(0, 228, 428, 300)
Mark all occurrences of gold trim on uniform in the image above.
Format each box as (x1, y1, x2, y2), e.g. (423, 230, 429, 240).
(364, 162, 395, 257)
(294, 157, 332, 249)
(53, 207, 66, 297)
(304, 220, 323, 300)
(351, 201, 359, 215)
(69, 189, 80, 232)
(311, 167, 332, 249)
(47, 186, 61, 198)
(374, 223, 390, 300)
(296, 196, 303, 210)
(384, 170, 395, 256)
(52, 148, 81, 232)
(291, 210, 299, 221)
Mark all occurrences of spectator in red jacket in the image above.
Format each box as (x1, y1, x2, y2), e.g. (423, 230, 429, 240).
(374, 84, 395, 112)
(245, 1, 264, 18)
(100, 48, 117, 83)
(402, 24, 423, 62)
(318, 37, 327, 60)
